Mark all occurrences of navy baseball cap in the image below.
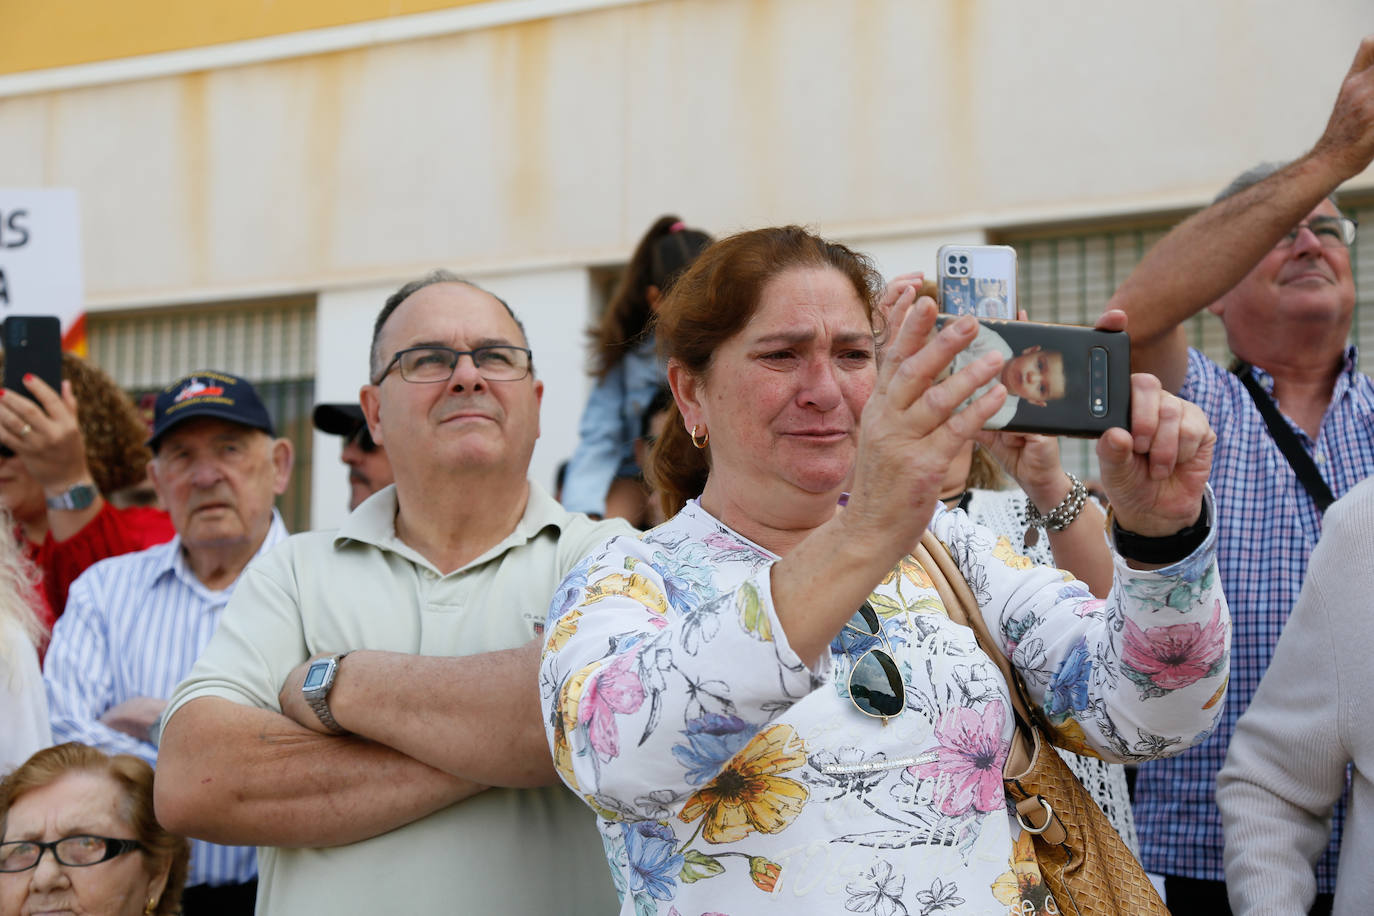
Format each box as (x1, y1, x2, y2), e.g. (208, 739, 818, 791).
(312, 402, 366, 437)
(148, 370, 275, 450)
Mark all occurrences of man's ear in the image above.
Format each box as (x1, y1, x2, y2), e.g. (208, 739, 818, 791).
(359, 385, 383, 447)
(666, 360, 702, 434)
(146, 457, 169, 508)
(532, 377, 544, 440)
(270, 438, 295, 495)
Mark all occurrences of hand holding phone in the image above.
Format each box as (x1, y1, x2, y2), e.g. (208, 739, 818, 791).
(0, 315, 65, 460)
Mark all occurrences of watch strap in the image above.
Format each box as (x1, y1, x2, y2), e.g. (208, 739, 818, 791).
(305, 652, 351, 736)
(46, 482, 98, 512)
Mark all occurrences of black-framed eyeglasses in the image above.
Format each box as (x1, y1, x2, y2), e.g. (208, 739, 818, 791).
(0, 835, 145, 872)
(374, 345, 532, 385)
(845, 601, 906, 721)
(345, 424, 378, 453)
(1277, 215, 1357, 249)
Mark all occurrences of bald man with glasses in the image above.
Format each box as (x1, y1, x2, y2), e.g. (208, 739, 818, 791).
(157, 271, 630, 914)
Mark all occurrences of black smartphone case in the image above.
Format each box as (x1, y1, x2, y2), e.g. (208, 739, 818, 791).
(935, 315, 1131, 438)
(2, 315, 64, 401)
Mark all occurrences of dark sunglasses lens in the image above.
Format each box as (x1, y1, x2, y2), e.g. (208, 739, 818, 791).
(849, 649, 904, 717)
(846, 602, 882, 637)
(357, 428, 377, 452)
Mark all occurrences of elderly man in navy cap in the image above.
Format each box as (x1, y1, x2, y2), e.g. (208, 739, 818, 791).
(44, 369, 293, 915)
(312, 402, 394, 511)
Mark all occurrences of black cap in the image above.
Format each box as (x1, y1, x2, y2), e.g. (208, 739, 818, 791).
(148, 371, 275, 450)
(312, 403, 366, 438)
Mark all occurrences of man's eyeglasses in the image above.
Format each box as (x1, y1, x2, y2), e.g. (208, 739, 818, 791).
(345, 425, 378, 453)
(845, 601, 906, 721)
(1277, 215, 1357, 249)
(0, 835, 145, 872)
(375, 345, 532, 385)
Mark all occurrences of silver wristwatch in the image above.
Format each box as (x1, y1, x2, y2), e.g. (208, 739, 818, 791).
(46, 482, 98, 512)
(302, 652, 351, 735)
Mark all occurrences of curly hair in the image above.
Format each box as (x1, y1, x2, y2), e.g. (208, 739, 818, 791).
(1, 743, 190, 916)
(0, 353, 151, 495)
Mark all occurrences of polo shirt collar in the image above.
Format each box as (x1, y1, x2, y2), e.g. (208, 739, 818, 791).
(335, 481, 570, 577)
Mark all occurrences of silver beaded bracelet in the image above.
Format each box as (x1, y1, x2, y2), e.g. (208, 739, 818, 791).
(1023, 472, 1088, 547)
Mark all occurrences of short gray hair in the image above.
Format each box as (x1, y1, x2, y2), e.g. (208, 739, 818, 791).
(1214, 160, 1341, 211)
(369, 270, 530, 382)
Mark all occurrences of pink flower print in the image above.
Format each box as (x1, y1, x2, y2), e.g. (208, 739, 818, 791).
(1122, 599, 1227, 695)
(910, 702, 1010, 816)
(580, 652, 646, 762)
(1075, 598, 1105, 618)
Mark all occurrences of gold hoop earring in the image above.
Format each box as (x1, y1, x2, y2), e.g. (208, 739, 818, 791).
(690, 425, 709, 449)
(145, 898, 158, 916)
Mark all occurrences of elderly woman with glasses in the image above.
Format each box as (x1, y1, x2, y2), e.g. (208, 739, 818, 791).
(539, 226, 1230, 916)
(0, 743, 189, 916)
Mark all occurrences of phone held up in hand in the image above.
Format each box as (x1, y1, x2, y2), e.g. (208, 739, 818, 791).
(937, 244, 1017, 320)
(934, 315, 1130, 438)
(0, 315, 63, 458)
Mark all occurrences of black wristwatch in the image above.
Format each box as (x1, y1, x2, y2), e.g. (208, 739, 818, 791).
(1110, 502, 1210, 565)
(46, 482, 98, 512)
(302, 653, 351, 735)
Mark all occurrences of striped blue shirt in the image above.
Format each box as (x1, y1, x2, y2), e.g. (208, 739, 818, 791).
(1134, 348, 1374, 889)
(44, 512, 288, 890)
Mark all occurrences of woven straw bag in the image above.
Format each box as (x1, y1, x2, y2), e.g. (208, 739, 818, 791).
(914, 531, 1170, 916)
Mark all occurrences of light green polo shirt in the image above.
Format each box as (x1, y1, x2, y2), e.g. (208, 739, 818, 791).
(166, 483, 632, 914)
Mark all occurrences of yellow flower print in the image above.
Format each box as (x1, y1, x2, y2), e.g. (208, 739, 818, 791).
(543, 609, 583, 658)
(581, 572, 669, 615)
(881, 555, 933, 590)
(678, 724, 809, 844)
(991, 832, 1057, 914)
(992, 536, 1035, 570)
(553, 664, 596, 789)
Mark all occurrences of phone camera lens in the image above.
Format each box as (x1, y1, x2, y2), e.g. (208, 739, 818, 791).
(958, 255, 968, 264)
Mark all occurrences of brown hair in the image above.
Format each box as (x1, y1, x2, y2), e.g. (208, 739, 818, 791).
(0, 353, 152, 495)
(647, 225, 882, 518)
(0, 743, 189, 916)
(589, 216, 713, 379)
(965, 444, 1009, 491)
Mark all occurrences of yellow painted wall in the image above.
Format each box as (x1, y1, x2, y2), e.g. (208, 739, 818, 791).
(1, 0, 493, 75)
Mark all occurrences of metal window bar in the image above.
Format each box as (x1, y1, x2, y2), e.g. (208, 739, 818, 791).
(87, 297, 316, 533)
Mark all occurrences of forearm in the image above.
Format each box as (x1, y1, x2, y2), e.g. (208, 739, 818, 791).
(1108, 154, 1352, 381)
(155, 697, 485, 847)
(1043, 502, 1112, 598)
(326, 642, 559, 787)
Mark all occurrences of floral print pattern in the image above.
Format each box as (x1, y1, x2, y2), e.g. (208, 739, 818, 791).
(541, 498, 1228, 914)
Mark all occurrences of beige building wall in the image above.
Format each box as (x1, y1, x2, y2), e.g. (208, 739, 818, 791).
(2, 0, 1369, 524)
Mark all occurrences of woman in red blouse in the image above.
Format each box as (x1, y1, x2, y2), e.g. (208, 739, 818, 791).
(0, 354, 173, 632)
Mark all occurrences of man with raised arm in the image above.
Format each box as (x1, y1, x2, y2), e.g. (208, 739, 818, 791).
(1106, 37, 1374, 915)
(155, 272, 629, 913)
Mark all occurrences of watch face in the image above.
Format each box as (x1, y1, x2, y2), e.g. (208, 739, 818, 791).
(303, 663, 330, 690)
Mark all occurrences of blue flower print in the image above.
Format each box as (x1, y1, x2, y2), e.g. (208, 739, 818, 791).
(1043, 637, 1092, 723)
(624, 821, 684, 903)
(548, 557, 592, 627)
(672, 714, 753, 785)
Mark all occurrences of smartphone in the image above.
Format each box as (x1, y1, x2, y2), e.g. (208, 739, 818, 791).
(0, 316, 63, 458)
(935, 315, 1130, 437)
(2, 315, 63, 400)
(937, 244, 1017, 320)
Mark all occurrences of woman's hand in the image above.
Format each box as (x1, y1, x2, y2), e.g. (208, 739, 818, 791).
(845, 297, 1009, 551)
(0, 375, 93, 493)
(1097, 373, 1215, 536)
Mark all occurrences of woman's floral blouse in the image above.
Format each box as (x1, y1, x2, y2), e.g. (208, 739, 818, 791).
(540, 497, 1228, 916)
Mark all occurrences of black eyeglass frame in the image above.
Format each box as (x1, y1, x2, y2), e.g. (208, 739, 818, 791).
(844, 601, 907, 722)
(373, 345, 533, 385)
(0, 835, 146, 873)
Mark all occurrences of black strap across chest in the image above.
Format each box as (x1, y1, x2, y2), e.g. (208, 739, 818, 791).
(1232, 362, 1335, 513)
